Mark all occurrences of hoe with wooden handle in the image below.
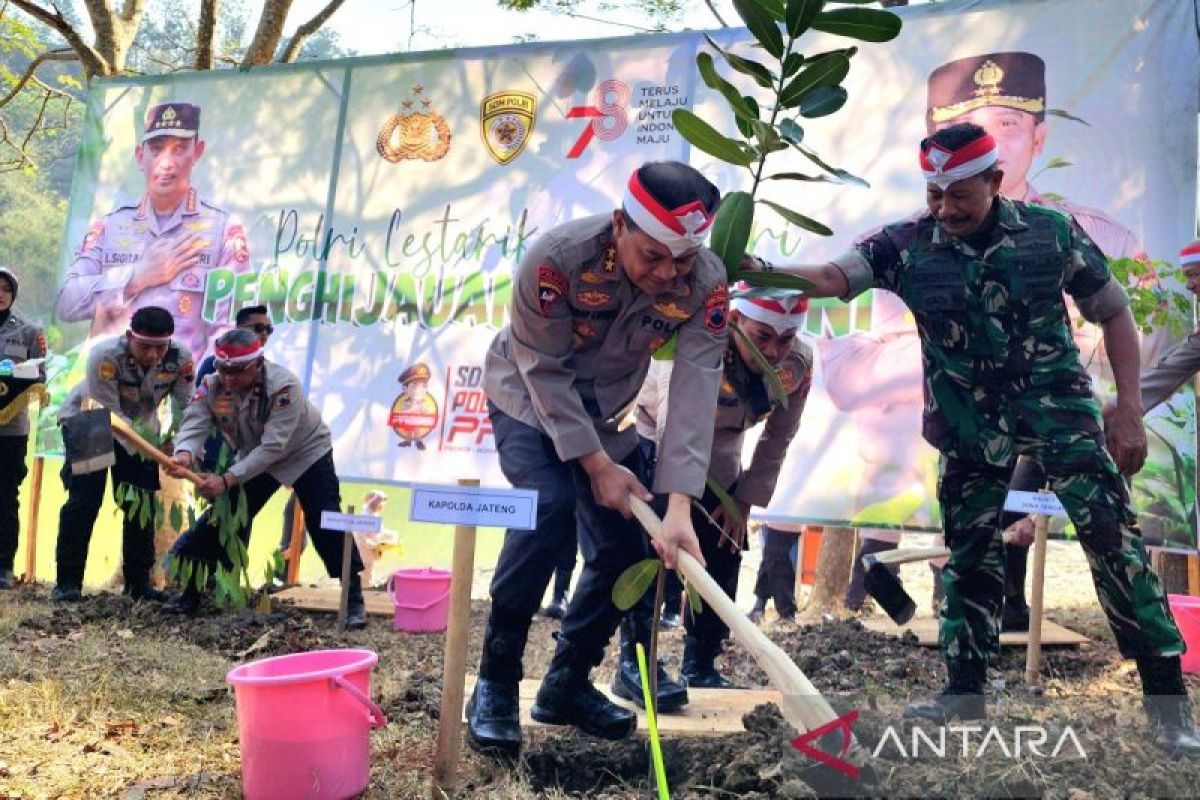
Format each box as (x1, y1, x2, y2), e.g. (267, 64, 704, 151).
(80, 398, 206, 487)
(628, 496, 839, 736)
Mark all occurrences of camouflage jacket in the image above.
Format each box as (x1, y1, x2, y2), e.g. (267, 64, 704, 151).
(831, 197, 1128, 466)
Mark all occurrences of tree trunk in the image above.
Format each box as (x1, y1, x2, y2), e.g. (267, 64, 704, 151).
(196, 0, 219, 70)
(799, 526, 855, 621)
(242, 0, 295, 67)
(1153, 550, 1191, 595)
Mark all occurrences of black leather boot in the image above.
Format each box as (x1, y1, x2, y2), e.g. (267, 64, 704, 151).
(125, 580, 169, 603)
(0, 568, 15, 589)
(51, 584, 82, 603)
(904, 659, 987, 722)
(1138, 656, 1200, 757)
(681, 635, 736, 689)
(466, 621, 526, 756)
(465, 679, 521, 757)
(532, 651, 635, 740)
(539, 594, 568, 620)
(1001, 543, 1030, 631)
(345, 575, 367, 630)
(610, 616, 689, 712)
(748, 597, 766, 623)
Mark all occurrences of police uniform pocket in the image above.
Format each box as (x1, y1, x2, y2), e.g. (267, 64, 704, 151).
(2, 341, 28, 358)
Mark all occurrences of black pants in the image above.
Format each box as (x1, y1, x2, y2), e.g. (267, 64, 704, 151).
(753, 525, 798, 617)
(481, 405, 653, 683)
(56, 440, 159, 589)
(682, 485, 742, 655)
(0, 434, 29, 572)
(170, 450, 361, 582)
(549, 516, 578, 601)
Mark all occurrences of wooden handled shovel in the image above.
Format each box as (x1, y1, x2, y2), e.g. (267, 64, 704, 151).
(628, 496, 838, 734)
(80, 398, 205, 487)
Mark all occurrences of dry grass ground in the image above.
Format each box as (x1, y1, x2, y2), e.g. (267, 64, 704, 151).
(2, 538, 1198, 798)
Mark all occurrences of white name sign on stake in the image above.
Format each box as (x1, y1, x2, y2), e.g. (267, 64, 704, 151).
(320, 511, 384, 534)
(1003, 490, 1069, 518)
(410, 483, 538, 530)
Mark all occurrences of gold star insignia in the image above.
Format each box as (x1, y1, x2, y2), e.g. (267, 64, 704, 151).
(413, 84, 424, 94)
(402, 100, 413, 109)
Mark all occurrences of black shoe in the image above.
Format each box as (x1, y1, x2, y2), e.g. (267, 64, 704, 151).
(51, 584, 82, 603)
(1001, 597, 1030, 632)
(1144, 695, 1200, 758)
(611, 657, 689, 711)
(614, 613, 689, 711)
(163, 589, 201, 616)
(125, 584, 169, 603)
(904, 660, 987, 723)
(466, 679, 521, 757)
(1138, 655, 1200, 757)
(0, 568, 14, 589)
(682, 636, 737, 689)
(532, 670, 635, 740)
(345, 594, 368, 630)
(659, 611, 682, 629)
(540, 596, 568, 620)
(748, 599, 766, 623)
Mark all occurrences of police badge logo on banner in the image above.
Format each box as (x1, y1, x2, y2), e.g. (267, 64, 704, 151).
(480, 90, 536, 165)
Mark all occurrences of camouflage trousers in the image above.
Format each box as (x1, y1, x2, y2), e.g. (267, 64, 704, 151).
(938, 432, 1184, 665)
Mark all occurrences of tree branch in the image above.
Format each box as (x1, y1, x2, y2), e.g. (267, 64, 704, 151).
(0, 48, 76, 110)
(702, 0, 728, 27)
(242, 0, 294, 67)
(9, 0, 108, 75)
(279, 0, 345, 63)
(196, 0, 217, 70)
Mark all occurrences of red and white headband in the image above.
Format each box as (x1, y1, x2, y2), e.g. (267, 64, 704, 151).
(1180, 242, 1200, 267)
(214, 336, 263, 366)
(127, 329, 172, 345)
(730, 282, 808, 332)
(920, 134, 999, 189)
(623, 170, 714, 256)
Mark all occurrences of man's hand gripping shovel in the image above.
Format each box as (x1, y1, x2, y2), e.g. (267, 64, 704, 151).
(628, 495, 868, 791)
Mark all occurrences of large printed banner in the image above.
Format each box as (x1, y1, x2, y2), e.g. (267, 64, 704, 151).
(49, 0, 1200, 548)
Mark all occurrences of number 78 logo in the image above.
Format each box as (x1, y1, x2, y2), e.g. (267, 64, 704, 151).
(566, 79, 630, 158)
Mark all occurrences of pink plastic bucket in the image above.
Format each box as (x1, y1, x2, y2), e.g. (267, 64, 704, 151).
(386, 567, 452, 633)
(226, 649, 386, 800)
(1169, 594, 1200, 674)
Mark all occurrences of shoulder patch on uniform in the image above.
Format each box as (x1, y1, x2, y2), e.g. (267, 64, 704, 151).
(190, 382, 209, 404)
(80, 220, 104, 252)
(274, 386, 292, 408)
(537, 265, 568, 316)
(35, 332, 47, 357)
(97, 358, 118, 381)
(181, 360, 195, 382)
(225, 223, 250, 264)
(704, 283, 729, 333)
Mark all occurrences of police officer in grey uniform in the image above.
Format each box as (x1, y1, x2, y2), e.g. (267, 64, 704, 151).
(56, 102, 251, 360)
(53, 306, 193, 602)
(633, 285, 813, 690)
(0, 267, 46, 588)
(164, 329, 367, 629)
(1131, 240, 1200, 413)
(467, 161, 729, 756)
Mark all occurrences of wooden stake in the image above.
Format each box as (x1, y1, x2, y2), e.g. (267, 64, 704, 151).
(1188, 554, 1199, 597)
(22, 457, 43, 582)
(1024, 509, 1050, 688)
(285, 495, 305, 584)
(336, 506, 355, 631)
(432, 478, 479, 798)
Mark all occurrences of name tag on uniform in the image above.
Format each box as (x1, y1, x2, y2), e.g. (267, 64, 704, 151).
(1003, 490, 1067, 517)
(409, 483, 538, 529)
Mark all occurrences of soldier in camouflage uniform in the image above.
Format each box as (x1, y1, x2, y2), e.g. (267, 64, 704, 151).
(758, 123, 1200, 756)
(56, 102, 251, 360)
(632, 284, 812, 692)
(53, 306, 193, 603)
(0, 267, 46, 589)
